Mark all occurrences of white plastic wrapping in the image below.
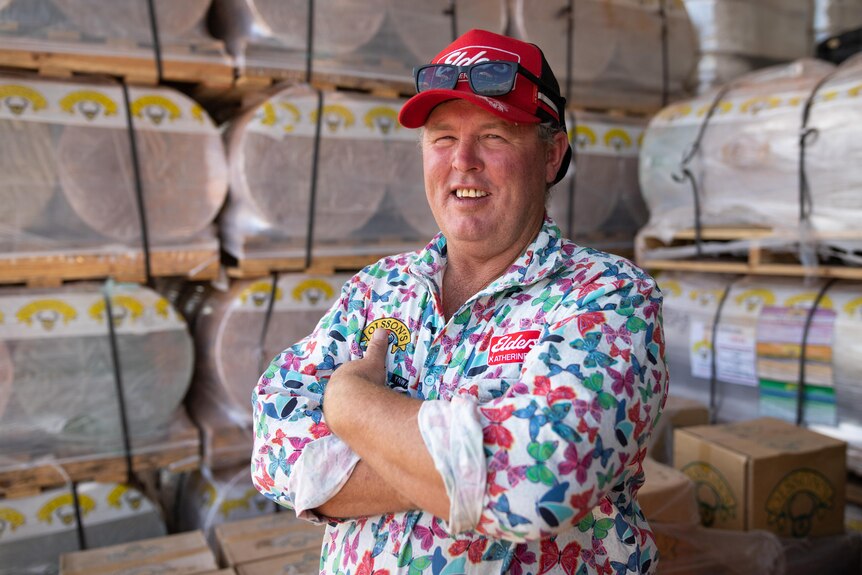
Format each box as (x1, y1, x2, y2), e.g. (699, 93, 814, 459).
(191, 274, 348, 426)
(221, 84, 430, 260)
(511, 0, 699, 111)
(0, 482, 166, 575)
(209, 0, 506, 84)
(548, 110, 648, 253)
(0, 282, 194, 454)
(655, 271, 862, 473)
(0, 0, 228, 66)
(173, 465, 272, 545)
(0, 72, 227, 256)
(639, 57, 862, 257)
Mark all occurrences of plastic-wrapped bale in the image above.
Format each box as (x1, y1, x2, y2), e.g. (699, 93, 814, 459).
(815, 0, 862, 43)
(511, 0, 699, 111)
(174, 465, 272, 544)
(209, 0, 506, 85)
(0, 0, 225, 63)
(385, 0, 507, 63)
(653, 523, 785, 574)
(655, 271, 862, 472)
(51, 0, 211, 42)
(0, 282, 194, 452)
(0, 482, 166, 575)
(0, 73, 227, 253)
(638, 57, 862, 255)
(191, 274, 349, 425)
(547, 110, 648, 253)
(222, 84, 427, 260)
(684, 0, 814, 90)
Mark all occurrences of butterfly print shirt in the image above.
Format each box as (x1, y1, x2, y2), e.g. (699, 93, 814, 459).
(252, 217, 669, 575)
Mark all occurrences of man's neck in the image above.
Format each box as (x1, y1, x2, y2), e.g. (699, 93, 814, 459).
(440, 228, 540, 320)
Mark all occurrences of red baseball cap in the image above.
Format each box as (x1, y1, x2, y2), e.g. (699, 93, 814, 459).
(399, 29, 572, 184)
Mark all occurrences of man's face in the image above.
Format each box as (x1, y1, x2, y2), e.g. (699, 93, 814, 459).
(421, 100, 564, 256)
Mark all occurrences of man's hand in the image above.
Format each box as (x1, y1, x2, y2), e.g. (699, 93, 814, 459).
(323, 328, 390, 436)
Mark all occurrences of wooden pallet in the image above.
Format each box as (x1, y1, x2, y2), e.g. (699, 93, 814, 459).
(0, 36, 234, 86)
(0, 244, 221, 287)
(0, 408, 200, 499)
(226, 252, 390, 280)
(637, 227, 862, 280)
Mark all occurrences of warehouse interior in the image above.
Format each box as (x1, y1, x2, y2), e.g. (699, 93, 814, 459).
(1, 0, 862, 573)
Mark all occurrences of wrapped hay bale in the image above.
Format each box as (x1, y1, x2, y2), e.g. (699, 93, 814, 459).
(222, 84, 427, 260)
(511, 0, 698, 110)
(547, 110, 648, 252)
(0, 73, 227, 252)
(191, 273, 348, 424)
(0, 282, 193, 450)
(638, 56, 862, 257)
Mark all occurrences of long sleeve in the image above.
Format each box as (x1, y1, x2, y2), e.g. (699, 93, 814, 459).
(251, 277, 364, 521)
(417, 272, 668, 541)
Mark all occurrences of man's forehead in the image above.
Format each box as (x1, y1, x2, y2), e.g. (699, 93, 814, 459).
(424, 100, 520, 130)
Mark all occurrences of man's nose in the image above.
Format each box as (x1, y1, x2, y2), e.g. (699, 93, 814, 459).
(451, 139, 483, 172)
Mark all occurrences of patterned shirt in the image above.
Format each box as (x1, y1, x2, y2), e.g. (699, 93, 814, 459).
(252, 217, 668, 575)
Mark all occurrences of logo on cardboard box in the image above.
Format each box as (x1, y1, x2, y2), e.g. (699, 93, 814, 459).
(680, 461, 737, 527)
(766, 468, 835, 537)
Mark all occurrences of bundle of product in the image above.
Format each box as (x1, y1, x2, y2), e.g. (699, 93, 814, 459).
(214, 513, 325, 571)
(638, 56, 862, 263)
(221, 84, 432, 262)
(655, 271, 862, 472)
(510, 0, 699, 111)
(0, 482, 166, 575)
(189, 273, 347, 467)
(0, 282, 194, 459)
(172, 464, 272, 545)
(60, 530, 220, 575)
(0, 0, 228, 68)
(209, 0, 506, 84)
(547, 110, 648, 253)
(0, 72, 228, 259)
(683, 0, 814, 91)
(814, 0, 862, 43)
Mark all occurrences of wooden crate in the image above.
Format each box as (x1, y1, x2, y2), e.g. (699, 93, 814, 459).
(60, 530, 218, 575)
(215, 513, 325, 567)
(0, 407, 201, 499)
(637, 227, 862, 280)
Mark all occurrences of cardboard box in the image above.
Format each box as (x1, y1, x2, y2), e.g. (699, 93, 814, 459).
(640, 458, 700, 525)
(648, 395, 710, 464)
(674, 417, 846, 537)
(214, 513, 325, 567)
(60, 530, 218, 575)
(236, 547, 321, 575)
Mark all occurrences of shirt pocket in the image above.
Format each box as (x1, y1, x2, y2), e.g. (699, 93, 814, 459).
(453, 366, 523, 404)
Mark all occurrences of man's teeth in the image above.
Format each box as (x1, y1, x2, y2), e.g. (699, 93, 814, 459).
(455, 189, 489, 198)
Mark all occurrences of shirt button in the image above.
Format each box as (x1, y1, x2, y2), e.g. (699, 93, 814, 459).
(424, 375, 435, 385)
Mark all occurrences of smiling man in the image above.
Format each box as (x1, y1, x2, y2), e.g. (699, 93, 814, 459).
(252, 29, 668, 575)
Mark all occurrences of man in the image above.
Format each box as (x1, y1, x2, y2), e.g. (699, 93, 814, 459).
(252, 29, 668, 575)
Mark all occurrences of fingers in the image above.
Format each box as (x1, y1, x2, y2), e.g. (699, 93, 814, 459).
(364, 328, 390, 362)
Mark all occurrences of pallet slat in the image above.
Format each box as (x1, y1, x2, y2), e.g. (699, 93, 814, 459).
(0, 408, 200, 499)
(637, 227, 862, 280)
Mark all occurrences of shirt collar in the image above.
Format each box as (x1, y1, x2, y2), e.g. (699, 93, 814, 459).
(407, 215, 566, 295)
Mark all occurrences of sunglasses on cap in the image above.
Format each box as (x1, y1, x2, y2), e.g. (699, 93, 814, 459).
(413, 60, 562, 119)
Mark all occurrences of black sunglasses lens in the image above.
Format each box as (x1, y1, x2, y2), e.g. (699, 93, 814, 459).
(470, 62, 517, 96)
(417, 65, 459, 92)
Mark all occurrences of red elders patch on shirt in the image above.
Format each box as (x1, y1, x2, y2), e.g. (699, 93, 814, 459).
(488, 330, 540, 366)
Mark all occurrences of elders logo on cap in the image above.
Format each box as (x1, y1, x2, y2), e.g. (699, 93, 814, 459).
(438, 47, 519, 67)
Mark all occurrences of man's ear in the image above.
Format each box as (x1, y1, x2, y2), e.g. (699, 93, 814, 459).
(545, 130, 571, 184)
